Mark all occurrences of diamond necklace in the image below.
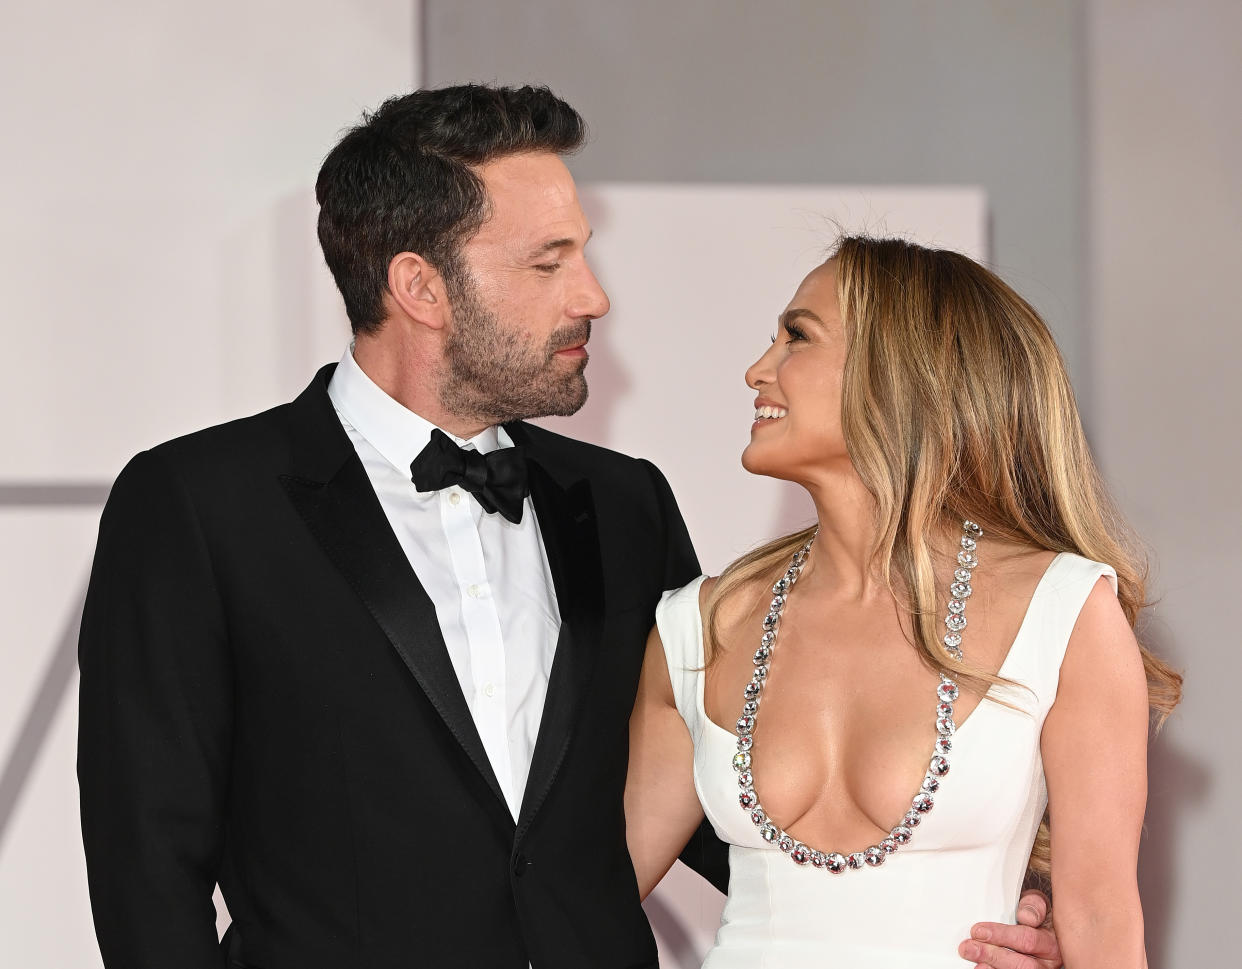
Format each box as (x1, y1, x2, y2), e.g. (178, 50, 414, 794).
(731, 519, 983, 872)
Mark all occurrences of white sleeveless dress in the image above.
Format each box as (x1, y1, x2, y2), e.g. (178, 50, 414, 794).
(655, 552, 1117, 969)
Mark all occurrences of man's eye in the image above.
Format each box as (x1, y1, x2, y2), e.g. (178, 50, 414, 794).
(535, 262, 561, 274)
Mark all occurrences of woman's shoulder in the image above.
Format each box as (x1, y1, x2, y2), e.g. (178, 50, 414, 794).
(697, 574, 719, 608)
(1043, 561, 1146, 743)
(651, 577, 711, 718)
(1045, 550, 1118, 594)
(980, 543, 1117, 605)
(658, 572, 768, 632)
(987, 544, 1128, 681)
(1012, 549, 1120, 626)
(698, 569, 776, 639)
(654, 575, 710, 655)
(658, 574, 710, 618)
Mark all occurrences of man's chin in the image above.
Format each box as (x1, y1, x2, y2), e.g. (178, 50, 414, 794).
(492, 379, 589, 424)
(535, 382, 589, 419)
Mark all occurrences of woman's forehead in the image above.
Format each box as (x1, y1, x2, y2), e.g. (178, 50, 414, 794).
(785, 259, 839, 317)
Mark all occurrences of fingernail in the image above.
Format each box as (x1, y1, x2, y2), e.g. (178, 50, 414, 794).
(961, 942, 980, 960)
(1019, 905, 1038, 920)
(972, 926, 991, 941)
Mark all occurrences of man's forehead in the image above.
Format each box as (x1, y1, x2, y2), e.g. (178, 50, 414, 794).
(472, 152, 590, 246)
(476, 152, 576, 201)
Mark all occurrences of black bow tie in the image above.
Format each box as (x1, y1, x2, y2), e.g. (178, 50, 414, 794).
(409, 428, 529, 524)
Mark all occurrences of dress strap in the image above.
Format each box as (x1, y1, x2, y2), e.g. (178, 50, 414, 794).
(1000, 552, 1118, 718)
(654, 575, 709, 739)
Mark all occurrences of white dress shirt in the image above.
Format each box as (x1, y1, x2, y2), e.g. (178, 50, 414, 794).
(327, 347, 561, 819)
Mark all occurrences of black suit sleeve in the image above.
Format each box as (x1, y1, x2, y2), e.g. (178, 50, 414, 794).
(637, 458, 700, 591)
(78, 449, 231, 968)
(637, 458, 731, 894)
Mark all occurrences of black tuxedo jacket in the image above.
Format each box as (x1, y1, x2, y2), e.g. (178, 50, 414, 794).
(78, 366, 727, 969)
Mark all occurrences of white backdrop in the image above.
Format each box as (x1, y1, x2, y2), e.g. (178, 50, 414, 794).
(545, 184, 988, 965)
(3, 4, 1230, 966)
(546, 184, 987, 574)
(0, 3, 416, 965)
(0, 10, 991, 960)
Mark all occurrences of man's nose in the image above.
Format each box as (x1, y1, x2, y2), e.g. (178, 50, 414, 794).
(573, 263, 610, 320)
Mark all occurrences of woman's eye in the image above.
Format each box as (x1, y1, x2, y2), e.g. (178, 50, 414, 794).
(770, 323, 807, 345)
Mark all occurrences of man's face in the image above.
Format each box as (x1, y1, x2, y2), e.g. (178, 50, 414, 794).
(440, 151, 610, 425)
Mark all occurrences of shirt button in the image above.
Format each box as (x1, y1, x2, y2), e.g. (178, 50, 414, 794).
(483, 682, 496, 698)
(448, 492, 461, 506)
(467, 583, 481, 598)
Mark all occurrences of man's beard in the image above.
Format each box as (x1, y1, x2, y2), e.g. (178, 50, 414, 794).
(440, 277, 591, 425)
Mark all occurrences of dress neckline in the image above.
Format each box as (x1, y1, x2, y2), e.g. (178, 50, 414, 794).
(692, 552, 1070, 744)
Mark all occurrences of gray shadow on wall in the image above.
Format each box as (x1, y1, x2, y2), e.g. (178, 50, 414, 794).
(0, 575, 86, 858)
(1136, 625, 1210, 969)
(0, 484, 110, 506)
(0, 484, 105, 857)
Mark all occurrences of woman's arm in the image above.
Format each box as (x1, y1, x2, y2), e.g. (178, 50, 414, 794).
(625, 623, 708, 900)
(1041, 577, 1151, 968)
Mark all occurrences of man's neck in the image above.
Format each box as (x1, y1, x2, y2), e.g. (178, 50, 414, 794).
(351, 333, 490, 440)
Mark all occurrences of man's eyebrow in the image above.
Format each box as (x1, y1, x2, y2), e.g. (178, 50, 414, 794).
(778, 307, 825, 328)
(525, 230, 593, 261)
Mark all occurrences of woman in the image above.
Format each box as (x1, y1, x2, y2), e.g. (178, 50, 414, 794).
(625, 236, 1181, 968)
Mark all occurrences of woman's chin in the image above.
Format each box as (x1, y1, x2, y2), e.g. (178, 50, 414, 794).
(741, 443, 794, 480)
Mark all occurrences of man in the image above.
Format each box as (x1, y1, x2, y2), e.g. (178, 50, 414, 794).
(78, 84, 1061, 968)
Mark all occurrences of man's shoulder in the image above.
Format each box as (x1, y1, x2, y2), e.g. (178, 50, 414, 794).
(146, 399, 296, 473)
(100, 398, 305, 523)
(508, 420, 661, 480)
(136, 366, 337, 482)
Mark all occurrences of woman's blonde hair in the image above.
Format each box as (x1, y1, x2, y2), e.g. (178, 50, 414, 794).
(705, 235, 1182, 880)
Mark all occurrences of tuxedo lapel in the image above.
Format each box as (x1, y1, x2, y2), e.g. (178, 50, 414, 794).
(510, 428, 606, 837)
(279, 367, 511, 821)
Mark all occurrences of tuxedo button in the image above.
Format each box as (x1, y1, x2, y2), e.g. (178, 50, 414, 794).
(483, 682, 496, 698)
(448, 491, 462, 505)
(513, 854, 530, 877)
(467, 584, 481, 598)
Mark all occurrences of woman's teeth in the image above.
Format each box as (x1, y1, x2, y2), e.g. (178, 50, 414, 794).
(753, 405, 788, 421)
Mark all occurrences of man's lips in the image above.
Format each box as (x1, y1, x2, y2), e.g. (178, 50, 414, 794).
(554, 344, 588, 358)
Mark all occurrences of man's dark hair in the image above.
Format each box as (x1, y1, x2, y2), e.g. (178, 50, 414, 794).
(315, 84, 586, 334)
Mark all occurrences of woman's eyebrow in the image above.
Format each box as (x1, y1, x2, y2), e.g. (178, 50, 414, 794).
(778, 307, 825, 329)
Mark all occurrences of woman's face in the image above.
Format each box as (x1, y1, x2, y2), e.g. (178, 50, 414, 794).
(741, 259, 850, 484)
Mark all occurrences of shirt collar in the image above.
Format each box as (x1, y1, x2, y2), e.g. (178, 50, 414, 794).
(327, 345, 509, 480)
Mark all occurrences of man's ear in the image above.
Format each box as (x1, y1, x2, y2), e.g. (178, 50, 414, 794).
(387, 251, 449, 330)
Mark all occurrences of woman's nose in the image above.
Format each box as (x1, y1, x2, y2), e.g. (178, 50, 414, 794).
(745, 342, 778, 390)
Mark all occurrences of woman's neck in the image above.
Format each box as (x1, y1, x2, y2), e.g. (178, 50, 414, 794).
(799, 468, 889, 602)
